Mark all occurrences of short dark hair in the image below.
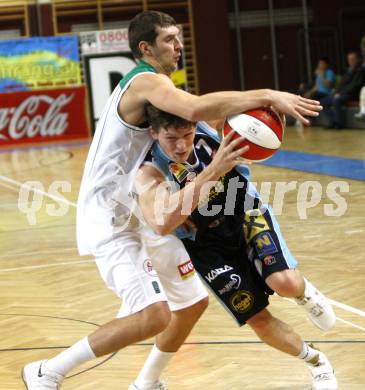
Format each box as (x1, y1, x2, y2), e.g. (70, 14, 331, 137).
(145, 104, 195, 132)
(128, 11, 176, 59)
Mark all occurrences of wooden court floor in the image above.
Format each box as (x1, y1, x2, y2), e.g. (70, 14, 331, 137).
(0, 125, 364, 389)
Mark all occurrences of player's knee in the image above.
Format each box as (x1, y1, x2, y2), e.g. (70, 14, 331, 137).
(150, 304, 172, 333)
(266, 270, 303, 297)
(140, 302, 171, 337)
(276, 278, 301, 297)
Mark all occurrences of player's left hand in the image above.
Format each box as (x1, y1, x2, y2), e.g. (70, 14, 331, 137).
(269, 90, 322, 126)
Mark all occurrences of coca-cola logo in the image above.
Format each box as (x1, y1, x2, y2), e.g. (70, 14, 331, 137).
(0, 93, 75, 141)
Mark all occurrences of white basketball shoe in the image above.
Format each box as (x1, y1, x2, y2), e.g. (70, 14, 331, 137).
(22, 360, 63, 389)
(295, 279, 336, 331)
(128, 380, 168, 390)
(308, 350, 338, 390)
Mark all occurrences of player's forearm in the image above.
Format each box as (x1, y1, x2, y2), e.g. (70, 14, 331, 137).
(189, 89, 273, 121)
(144, 75, 272, 122)
(152, 165, 222, 235)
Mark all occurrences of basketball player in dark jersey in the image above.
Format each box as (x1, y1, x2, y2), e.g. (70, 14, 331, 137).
(135, 105, 338, 390)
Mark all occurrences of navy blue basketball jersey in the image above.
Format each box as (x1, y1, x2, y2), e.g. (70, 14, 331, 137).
(143, 122, 256, 245)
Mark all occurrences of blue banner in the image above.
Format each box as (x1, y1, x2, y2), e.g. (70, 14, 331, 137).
(0, 36, 81, 92)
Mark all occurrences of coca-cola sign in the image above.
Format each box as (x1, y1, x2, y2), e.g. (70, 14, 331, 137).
(0, 86, 90, 147)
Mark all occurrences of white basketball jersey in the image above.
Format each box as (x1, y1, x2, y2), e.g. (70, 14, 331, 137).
(77, 61, 156, 255)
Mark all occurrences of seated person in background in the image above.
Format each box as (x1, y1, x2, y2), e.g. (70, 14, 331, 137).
(299, 57, 336, 100)
(135, 104, 338, 390)
(321, 51, 365, 129)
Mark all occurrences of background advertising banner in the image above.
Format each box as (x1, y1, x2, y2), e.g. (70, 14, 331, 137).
(0, 36, 82, 92)
(80, 29, 130, 54)
(0, 86, 90, 148)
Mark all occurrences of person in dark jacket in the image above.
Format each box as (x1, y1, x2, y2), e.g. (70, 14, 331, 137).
(321, 51, 365, 129)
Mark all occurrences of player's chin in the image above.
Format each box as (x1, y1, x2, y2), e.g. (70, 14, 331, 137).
(174, 153, 187, 162)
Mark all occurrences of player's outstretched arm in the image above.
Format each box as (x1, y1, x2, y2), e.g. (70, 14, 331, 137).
(135, 132, 248, 235)
(133, 73, 321, 126)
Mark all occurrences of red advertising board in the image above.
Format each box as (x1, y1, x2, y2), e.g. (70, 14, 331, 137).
(0, 86, 90, 148)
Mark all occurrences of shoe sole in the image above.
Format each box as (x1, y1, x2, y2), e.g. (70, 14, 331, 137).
(21, 365, 61, 390)
(21, 367, 29, 390)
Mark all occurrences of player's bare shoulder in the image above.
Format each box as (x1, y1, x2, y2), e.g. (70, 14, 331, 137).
(118, 73, 173, 125)
(132, 72, 174, 98)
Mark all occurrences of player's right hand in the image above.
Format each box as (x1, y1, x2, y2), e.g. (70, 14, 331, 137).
(208, 131, 250, 177)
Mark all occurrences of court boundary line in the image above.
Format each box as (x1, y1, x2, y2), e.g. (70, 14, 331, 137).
(0, 140, 90, 155)
(0, 174, 77, 207)
(0, 259, 93, 273)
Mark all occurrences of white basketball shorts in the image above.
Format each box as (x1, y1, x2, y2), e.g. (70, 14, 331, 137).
(93, 227, 208, 317)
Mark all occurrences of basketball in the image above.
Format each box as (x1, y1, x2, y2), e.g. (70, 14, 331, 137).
(223, 107, 285, 162)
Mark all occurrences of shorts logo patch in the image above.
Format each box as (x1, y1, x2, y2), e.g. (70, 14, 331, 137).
(205, 265, 233, 283)
(243, 209, 270, 242)
(263, 255, 276, 266)
(218, 274, 241, 295)
(152, 281, 161, 294)
(178, 259, 195, 280)
(254, 232, 278, 258)
(143, 259, 157, 277)
(230, 290, 254, 313)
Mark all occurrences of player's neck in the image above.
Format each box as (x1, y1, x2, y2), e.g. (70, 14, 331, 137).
(141, 57, 171, 76)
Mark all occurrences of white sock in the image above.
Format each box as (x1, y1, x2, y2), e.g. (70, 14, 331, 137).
(45, 336, 96, 376)
(297, 342, 319, 363)
(134, 345, 174, 389)
(361, 106, 365, 114)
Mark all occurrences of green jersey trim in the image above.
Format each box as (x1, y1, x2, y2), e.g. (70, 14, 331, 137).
(119, 60, 156, 90)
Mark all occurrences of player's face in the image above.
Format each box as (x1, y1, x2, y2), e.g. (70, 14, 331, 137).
(152, 125, 196, 163)
(150, 26, 183, 74)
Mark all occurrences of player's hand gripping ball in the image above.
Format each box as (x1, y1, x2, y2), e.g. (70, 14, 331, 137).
(223, 107, 285, 162)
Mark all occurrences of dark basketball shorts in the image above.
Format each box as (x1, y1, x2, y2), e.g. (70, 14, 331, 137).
(182, 206, 297, 325)
(183, 239, 271, 326)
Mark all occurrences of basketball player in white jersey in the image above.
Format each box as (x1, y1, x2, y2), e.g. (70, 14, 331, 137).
(22, 10, 324, 390)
